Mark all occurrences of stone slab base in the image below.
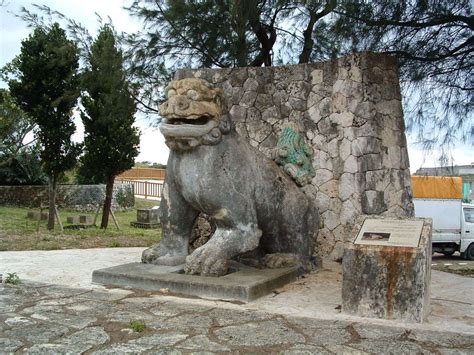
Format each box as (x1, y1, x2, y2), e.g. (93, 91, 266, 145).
(92, 262, 299, 303)
(342, 216, 432, 323)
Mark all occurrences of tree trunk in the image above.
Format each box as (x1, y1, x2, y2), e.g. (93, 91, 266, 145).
(299, 1, 337, 64)
(100, 175, 115, 229)
(47, 174, 57, 230)
(299, 17, 317, 64)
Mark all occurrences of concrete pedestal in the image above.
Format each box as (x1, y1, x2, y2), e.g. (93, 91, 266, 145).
(137, 208, 159, 223)
(92, 262, 299, 303)
(130, 208, 160, 228)
(342, 216, 432, 323)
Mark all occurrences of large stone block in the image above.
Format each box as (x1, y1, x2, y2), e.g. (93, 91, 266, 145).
(342, 216, 432, 323)
(137, 208, 159, 224)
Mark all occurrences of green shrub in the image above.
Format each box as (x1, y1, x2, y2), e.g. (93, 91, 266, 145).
(4, 272, 21, 285)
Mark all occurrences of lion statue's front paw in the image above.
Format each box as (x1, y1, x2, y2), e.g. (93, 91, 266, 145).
(141, 245, 187, 266)
(184, 246, 229, 277)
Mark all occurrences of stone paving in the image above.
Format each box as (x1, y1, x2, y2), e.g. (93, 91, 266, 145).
(1, 281, 474, 354)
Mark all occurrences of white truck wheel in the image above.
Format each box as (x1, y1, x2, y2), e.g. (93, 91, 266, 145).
(465, 243, 474, 261)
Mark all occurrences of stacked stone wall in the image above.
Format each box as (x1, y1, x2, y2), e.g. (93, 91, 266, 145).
(0, 184, 134, 211)
(177, 52, 413, 260)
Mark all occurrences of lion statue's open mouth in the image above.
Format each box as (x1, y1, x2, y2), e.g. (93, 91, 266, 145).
(159, 78, 231, 149)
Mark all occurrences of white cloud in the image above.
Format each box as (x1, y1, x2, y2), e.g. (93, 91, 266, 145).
(407, 135, 473, 173)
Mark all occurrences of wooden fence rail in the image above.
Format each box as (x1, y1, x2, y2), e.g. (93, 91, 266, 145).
(117, 168, 166, 180)
(117, 179, 164, 199)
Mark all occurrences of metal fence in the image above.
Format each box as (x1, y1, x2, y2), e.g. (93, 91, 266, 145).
(116, 179, 164, 199)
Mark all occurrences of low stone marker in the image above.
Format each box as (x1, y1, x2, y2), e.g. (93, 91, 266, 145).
(342, 216, 432, 323)
(66, 216, 80, 224)
(131, 208, 160, 228)
(26, 211, 48, 220)
(79, 215, 93, 224)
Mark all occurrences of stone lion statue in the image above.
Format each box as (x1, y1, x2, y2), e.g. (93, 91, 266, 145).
(142, 78, 319, 276)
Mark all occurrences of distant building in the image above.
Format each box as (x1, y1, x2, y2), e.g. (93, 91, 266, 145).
(414, 164, 474, 201)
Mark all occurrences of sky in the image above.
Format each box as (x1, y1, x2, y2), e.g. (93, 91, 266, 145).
(1, 0, 472, 171)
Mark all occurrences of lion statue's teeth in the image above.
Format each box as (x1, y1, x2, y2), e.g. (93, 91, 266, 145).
(159, 78, 228, 151)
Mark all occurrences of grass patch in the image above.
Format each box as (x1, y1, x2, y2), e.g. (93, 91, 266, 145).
(129, 320, 146, 332)
(0, 198, 161, 251)
(4, 272, 21, 285)
(433, 265, 474, 277)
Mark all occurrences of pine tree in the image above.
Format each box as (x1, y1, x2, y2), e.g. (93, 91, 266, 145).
(126, 0, 472, 146)
(80, 25, 140, 229)
(9, 23, 80, 230)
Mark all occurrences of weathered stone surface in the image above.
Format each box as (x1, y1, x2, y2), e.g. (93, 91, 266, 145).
(131, 333, 188, 346)
(283, 344, 332, 354)
(351, 340, 431, 354)
(339, 173, 355, 201)
(286, 318, 351, 346)
(360, 154, 383, 171)
(107, 309, 155, 323)
(5, 316, 36, 326)
(240, 91, 258, 107)
(4, 323, 70, 343)
(149, 314, 213, 333)
(214, 320, 305, 346)
(261, 106, 280, 125)
(173, 53, 414, 260)
(26, 327, 111, 354)
(0, 338, 23, 353)
(325, 344, 369, 354)
(93, 262, 299, 303)
(91, 342, 155, 354)
(342, 216, 432, 322)
(143, 78, 319, 276)
(352, 137, 381, 156)
(207, 308, 272, 326)
(243, 77, 259, 92)
(2, 270, 473, 354)
(361, 190, 386, 214)
(353, 323, 406, 340)
(407, 330, 474, 347)
(343, 155, 359, 173)
(189, 214, 214, 252)
(312, 168, 333, 187)
(176, 335, 230, 351)
(311, 69, 323, 84)
(322, 210, 339, 231)
(319, 180, 338, 198)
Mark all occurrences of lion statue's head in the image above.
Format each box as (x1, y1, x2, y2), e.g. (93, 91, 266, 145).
(159, 78, 232, 151)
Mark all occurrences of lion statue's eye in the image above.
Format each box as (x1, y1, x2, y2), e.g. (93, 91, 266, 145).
(186, 89, 198, 100)
(167, 89, 177, 98)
